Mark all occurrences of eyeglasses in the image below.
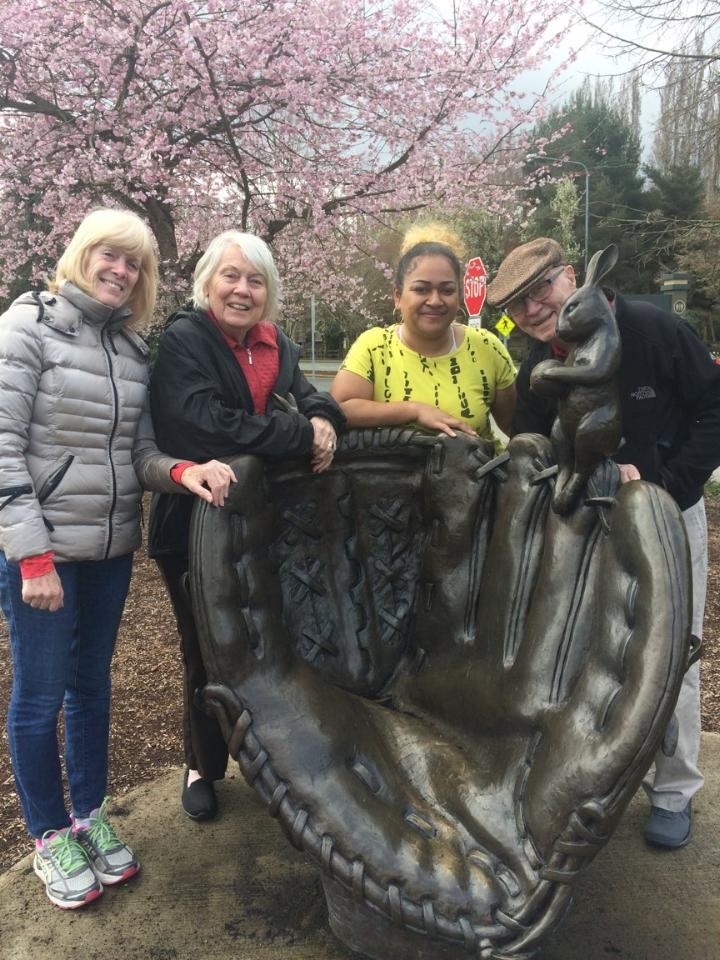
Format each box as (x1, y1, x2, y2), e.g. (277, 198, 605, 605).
(506, 266, 566, 319)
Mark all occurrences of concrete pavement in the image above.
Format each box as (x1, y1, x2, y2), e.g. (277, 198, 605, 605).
(1, 734, 718, 960)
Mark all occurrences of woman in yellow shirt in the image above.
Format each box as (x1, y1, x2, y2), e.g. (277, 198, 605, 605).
(331, 225, 516, 441)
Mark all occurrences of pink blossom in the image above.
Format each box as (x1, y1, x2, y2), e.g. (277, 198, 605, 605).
(0, 0, 566, 308)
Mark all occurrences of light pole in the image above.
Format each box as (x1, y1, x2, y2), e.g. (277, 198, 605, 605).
(528, 155, 590, 276)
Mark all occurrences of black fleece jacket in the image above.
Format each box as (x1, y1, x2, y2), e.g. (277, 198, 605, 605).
(147, 308, 345, 556)
(512, 291, 720, 510)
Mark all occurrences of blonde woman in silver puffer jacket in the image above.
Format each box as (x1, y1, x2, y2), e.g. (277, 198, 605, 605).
(0, 209, 235, 910)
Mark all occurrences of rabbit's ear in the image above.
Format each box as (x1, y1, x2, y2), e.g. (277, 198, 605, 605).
(583, 244, 619, 288)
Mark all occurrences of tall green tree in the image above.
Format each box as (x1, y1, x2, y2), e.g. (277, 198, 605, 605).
(524, 86, 655, 290)
(639, 162, 708, 275)
(644, 163, 706, 222)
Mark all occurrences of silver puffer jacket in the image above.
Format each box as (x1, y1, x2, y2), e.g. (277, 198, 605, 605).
(0, 282, 181, 563)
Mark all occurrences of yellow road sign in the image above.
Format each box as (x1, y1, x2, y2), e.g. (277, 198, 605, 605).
(495, 314, 515, 337)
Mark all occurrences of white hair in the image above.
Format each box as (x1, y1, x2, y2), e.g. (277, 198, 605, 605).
(192, 231, 281, 322)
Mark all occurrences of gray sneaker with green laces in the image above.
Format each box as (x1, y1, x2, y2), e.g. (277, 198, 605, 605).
(33, 827, 104, 909)
(74, 797, 140, 885)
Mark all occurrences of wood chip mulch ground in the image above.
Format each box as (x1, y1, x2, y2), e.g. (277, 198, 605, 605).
(1, 493, 719, 872)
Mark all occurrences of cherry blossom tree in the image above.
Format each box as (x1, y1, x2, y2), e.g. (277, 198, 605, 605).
(0, 0, 566, 314)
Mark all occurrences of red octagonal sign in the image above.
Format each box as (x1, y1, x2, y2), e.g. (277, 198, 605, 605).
(464, 256, 487, 317)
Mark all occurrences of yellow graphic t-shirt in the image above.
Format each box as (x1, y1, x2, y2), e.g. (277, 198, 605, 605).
(340, 325, 516, 441)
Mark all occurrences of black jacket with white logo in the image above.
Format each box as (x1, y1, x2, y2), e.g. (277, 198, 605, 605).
(512, 291, 720, 510)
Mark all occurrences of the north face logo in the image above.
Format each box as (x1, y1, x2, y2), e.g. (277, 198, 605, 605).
(630, 385, 656, 400)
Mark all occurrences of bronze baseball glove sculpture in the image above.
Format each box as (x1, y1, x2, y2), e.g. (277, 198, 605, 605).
(188, 428, 691, 959)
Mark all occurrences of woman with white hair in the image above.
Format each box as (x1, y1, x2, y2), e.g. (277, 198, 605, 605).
(148, 230, 345, 822)
(0, 208, 234, 909)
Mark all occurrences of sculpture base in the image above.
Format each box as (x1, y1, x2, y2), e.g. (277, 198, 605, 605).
(321, 875, 466, 960)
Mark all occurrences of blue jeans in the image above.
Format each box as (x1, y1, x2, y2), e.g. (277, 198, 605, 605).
(0, 552, 133, 837)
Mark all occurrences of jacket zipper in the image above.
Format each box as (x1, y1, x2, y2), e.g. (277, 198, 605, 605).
(101, 327, 120, 559)
(36, 454, 75, 532)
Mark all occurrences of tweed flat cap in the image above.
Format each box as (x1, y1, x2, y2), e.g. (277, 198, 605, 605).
(487, 238, 565, 308)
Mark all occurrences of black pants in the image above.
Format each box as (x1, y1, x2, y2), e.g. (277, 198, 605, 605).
(154, 554, 228, 781)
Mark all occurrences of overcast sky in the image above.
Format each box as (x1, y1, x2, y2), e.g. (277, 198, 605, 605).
(538, 8, 661, 154)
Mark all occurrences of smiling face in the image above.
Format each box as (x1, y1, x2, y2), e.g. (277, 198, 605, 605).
(509, 264, 577, 343)
(85, 245, 141, 309)
(205, 245, 268, 341)
(393, 253, 459, 344)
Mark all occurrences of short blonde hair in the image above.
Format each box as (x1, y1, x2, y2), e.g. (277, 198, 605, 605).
(192, 231, 281, 323)
(51, 209, 158, 326)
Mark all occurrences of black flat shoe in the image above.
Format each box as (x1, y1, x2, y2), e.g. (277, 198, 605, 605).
(181, 770, 218, 821)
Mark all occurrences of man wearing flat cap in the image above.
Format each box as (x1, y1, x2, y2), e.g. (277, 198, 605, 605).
(488, 236, 720, 850)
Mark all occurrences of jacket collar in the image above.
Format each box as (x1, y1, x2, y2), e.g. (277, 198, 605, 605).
(60, 281, 132, 329)
(208, 313, 278, 351)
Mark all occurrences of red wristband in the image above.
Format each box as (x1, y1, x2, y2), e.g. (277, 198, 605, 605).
(19, 551, 55, 580)
(170, 461, 195, 484)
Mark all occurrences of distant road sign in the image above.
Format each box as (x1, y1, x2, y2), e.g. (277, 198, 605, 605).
(464, 256, 487, 317)
(495, 314, 515, 338)
(674, 299, 687, 314)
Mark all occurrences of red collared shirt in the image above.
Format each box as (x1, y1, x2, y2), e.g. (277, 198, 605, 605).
(210, 316, 280, 413)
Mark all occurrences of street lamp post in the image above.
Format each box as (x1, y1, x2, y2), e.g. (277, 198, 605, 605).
(528, 155, 590, 276)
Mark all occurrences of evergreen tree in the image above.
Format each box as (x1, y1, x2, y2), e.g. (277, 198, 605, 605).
(644, 163, 706, 222)
(525, 86, 655, 291)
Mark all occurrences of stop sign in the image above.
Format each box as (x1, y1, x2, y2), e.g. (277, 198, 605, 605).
(464, 256, 487, 317)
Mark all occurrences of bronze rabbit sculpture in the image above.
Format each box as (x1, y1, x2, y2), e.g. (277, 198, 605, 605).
(529, 244, 622, 514)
